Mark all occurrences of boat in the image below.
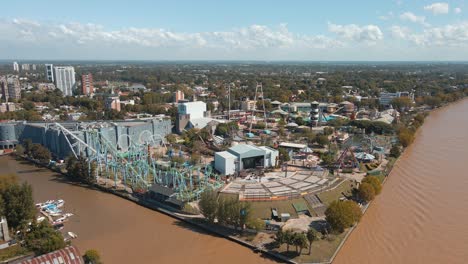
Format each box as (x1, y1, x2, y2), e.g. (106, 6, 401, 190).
(36, 216, 46, 223)
(53, 223, 64, 230)
(54, 199, 65, 208)
(53, 213, 73, 225)
(68, 232, 78, 239)
(48, 211, 63, 217)
(36, 200, 55, 209)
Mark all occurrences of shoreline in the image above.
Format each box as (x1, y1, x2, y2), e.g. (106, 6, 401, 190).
(9, 97, 467, 264)
(11, 155, 295, 264)
(329, 97, 468, 263)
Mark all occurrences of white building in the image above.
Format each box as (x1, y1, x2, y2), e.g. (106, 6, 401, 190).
(214, 144, 279, 176)
(379, 91, 414, 106)
(54, 66, 76, 96)
(178, 101, 207, 119)
(176, 100, 220, 133)
(45, 64, 54, 82)
(13, 62, 19, 72)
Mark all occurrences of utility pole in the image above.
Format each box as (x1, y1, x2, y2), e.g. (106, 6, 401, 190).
(228, 84, 231, 121)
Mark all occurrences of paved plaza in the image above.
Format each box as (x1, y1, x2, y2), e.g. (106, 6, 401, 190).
(221, 168, 340, 199)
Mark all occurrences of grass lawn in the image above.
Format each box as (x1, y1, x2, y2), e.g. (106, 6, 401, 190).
(0, 245, 28, 261)
(269, 231, 349, 263)
(248, 198, 316, 219)
(316, 179, 355, 206)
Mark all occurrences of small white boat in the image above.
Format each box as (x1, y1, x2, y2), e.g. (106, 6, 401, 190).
(37, 216, 46, 223)
(54, 199, 65, 208)
(68, 232, 78, 239)
(36, 200, 55, 208)
(48, 211, 62, 217)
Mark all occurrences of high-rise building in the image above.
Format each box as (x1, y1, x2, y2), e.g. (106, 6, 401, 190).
(81, 73, 94, 95)
(45, 64, 54, 82)
(13, 62, 19, 72)
(0, 75, 21, 102)
(53, 66, 76, 96)
(21, 64, 30, 71)
(174, 90, 185, 103)
(32, 64, 37, 71)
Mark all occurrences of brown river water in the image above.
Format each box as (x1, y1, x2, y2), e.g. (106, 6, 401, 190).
(3, 98, 468, 264)
(335, 98, 468, 264)
(0, 157, 275, 264)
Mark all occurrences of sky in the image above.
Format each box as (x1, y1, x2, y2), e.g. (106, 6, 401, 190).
(1, 0, 468, 61)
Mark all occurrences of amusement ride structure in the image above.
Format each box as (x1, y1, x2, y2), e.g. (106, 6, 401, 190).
(55, 123, 223, 202)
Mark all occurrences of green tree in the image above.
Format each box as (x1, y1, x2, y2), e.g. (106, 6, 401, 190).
(325, 200, 362, 233)
(278, 148, 290, 163)
(30, 144, 51, 164)
(362, 175, 382, 195)
(22, 101, 35, 111)
(389, 145, 401, 158)
(199, 188, 218, 223)
(215, 123, 229, 137)
(15, 145, 25, 156)
(315, 135, 330, 147)
(66, 155, 96, 184)
(320, 152, 335, 167)
(306, 228, 319, 255)
(3, 182, 35, 229)
(275, 229, 285, 248)
(398, 128, 415, 147)
(391, 97, 412, 111)
(358, 182, 376, 202)
(283, 230, 294, 252)
(24, 221, 65, 255)
(23, 139, 33, 156)
(295, 117, 305, 126)
(293, 233, 309, 254)
(166, 134, 177, 144)
(83, 249, 103, 264)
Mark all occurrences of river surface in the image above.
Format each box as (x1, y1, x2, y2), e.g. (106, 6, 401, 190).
(335, 99, 468, 264)
(0, 157, 275, 264)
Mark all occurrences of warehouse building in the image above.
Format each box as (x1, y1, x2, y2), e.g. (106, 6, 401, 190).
(214, 144, 278, 176)
(0, 117, 172, 159)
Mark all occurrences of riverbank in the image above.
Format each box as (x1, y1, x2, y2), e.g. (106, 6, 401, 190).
(334, 97, 468, 263)
(9, 99, 466, 264)
(11, 155, 293, 264)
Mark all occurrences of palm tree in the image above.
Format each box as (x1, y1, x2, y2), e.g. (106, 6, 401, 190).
(306, 228, 319, 255)
(297, 233, 309, 255)
(284, 230, 294, 252)
(274, 229, 285, 248)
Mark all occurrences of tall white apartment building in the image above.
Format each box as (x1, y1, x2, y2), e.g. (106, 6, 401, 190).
(45, 64, 54, 82)
(54, 66, 76, 96)
(13, 62, 19, 72)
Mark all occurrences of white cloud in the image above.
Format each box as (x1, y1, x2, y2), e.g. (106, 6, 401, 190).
(454, 7, 462, 14)
(379, 12, 394, 21)
(0, 19, 348, 56)
(328, 23, 383, 43)
(390, 22, 468, 47)
(390, 25, 411, 39)
(424, 2, 450, 15)
(400, 12, 429, 26)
